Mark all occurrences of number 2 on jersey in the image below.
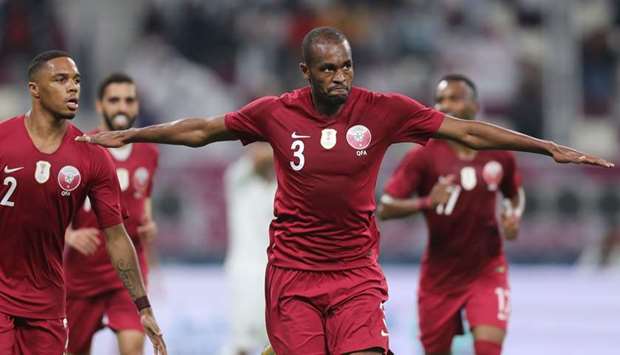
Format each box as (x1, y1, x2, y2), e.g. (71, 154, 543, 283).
(0, 177, 17, 207)
(290, 140, 305, 171)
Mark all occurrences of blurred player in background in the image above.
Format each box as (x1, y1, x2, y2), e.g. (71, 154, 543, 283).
(64, 73, 159, 355)
(78, 27, 611, 355)
(222, 142, 275, 355)
(0, 51, 165, 354)
(379, 75, 525, 355)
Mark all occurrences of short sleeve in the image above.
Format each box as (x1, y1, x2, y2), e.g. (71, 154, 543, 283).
(224, 96, 278, 145)
(88, 148, 124, 229)
(384, 147, 427, 198)
(500, 153, 521, 198)
(384, 93, 444, 144)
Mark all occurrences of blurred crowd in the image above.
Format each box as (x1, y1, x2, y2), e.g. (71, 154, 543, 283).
(1, 0, 619, 265)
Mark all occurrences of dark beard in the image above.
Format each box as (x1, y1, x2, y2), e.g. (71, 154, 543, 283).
(314, 88, 349, 110)
(103, 113, 135, 131)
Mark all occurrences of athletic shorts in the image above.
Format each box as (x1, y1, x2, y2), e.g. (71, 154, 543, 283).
(0, 311, 67, 355)
(66, 288, 143, 353)
(418, 263, 510, 353)
(266, 263, 392, 355)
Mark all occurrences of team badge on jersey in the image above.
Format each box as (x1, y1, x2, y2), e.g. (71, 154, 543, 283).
(483, 161, 503, 191)
(460, 166, 477, 191)
(346, 125, 372, 150)
(35, 160, 51, 184)
(58, 165, 81, 192)
(320, 129, 337, 150)
(116, 168, 130, 191)
(133, 167, 150, 197)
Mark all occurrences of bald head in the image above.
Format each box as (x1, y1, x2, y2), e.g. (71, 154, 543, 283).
(302, 27, 350, 65)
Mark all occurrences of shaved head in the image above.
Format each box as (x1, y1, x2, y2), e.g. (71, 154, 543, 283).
(302, 27, 350, 65)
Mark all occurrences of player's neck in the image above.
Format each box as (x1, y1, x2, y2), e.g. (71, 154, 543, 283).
(25, 107, 69, 154)
(311, 92, 344, 117)
(447, 140, 477, 161)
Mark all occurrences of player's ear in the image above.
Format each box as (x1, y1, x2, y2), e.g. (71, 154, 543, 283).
(28, 81, 40, 99)
(300, 62, 310, 82)
(95, 99, 103, 114)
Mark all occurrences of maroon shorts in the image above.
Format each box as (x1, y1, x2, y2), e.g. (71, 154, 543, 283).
(266, 263, 391, 355)
(66, 288, 143, 353)
(0, 311, 67, 355)
(418, 264, 510, 353)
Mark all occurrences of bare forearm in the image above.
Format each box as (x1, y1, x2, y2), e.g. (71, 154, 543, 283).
(122, 116, 235, 147)
(439, 117, 553, 154)
(104, 226, 147, 300)
(378, 195, 430, 220)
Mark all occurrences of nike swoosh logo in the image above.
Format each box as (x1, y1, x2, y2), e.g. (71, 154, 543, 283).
(381, 330, 389, 337)
(4, 166, 24, 173)
(291, 132, 310, 139)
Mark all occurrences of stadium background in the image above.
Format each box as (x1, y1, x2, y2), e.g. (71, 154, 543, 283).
(1, 0, 619, 354)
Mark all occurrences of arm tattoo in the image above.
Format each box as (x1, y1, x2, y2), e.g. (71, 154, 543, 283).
(114, 258, 140, 299)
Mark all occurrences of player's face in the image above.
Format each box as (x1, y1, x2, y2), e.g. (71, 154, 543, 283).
(434, 80, 478, 120)
(97, 83, 139, 131)
(30, 57, 81, 119)
(301, 40, 353, 106)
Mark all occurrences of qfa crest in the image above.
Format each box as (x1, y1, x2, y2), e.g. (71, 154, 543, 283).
(346, 125, 372, 150)
(58, 165, 81, 195)
(133, 167, 150, 198)
(482, 161, 503, 191)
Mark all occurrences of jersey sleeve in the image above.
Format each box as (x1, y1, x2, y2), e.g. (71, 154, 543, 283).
(383, 147, 427, 198)
(87, 148, 124, 229)
(384, 93, 445, 144)
(500, 153, 521, 198)
(224, 96, 278, 145)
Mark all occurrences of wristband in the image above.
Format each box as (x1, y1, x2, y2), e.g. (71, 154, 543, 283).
(134, 296, 151, 311)
(414, 196, 432, 210)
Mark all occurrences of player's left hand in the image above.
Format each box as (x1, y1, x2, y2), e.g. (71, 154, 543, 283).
(500, 210, 520, 241)
(548, 142, 614, 167)
(140, 308, 167, 355)
(75, 130, 129, 148)
(137, 217, 158, 243)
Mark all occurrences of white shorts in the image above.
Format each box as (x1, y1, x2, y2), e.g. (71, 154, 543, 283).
(226, 262, 269, 351)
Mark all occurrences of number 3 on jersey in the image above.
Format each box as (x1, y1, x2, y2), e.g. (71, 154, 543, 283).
(290, 140, 305, 171)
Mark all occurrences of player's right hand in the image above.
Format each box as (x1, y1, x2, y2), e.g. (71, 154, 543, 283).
(65, 228, 101, 255)
(140, 307, 168, 355)
(429, 175, 456, 208)
(75, 130, 129, 148)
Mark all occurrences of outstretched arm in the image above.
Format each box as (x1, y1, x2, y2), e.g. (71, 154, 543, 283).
(103, 224, 167, 354)
(435, 116, 614, 167)
(77, 115, 237, 148)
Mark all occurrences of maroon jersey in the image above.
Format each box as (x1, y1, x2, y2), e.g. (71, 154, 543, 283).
(384, 139, 521, 292)
(225, 87, 444, 270)
(65, 142, 158, 296)
(0, 115, 123, 319)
